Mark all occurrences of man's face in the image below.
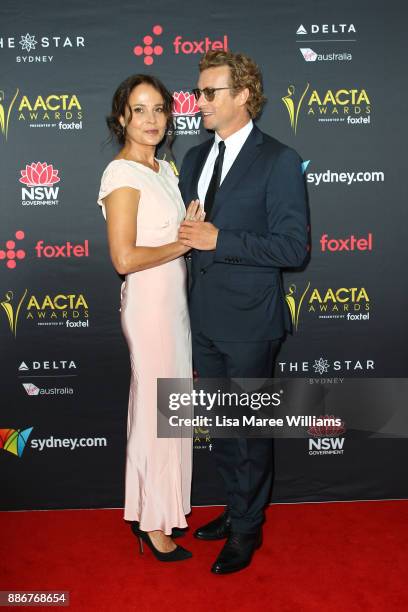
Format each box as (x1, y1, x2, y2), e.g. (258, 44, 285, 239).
(196, 66, 242, 135)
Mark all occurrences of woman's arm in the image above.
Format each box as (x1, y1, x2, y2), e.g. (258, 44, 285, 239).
(104, 187, 202, 275)
(104, 186, 188, 275)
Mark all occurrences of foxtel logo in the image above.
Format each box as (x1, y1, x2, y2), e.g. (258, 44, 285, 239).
(173, 35, 228, 54)
(35, 240, 89, 258)
(320, 233, 373, 252)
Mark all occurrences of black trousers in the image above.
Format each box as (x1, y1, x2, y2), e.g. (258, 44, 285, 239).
(192, 330, 281, 534)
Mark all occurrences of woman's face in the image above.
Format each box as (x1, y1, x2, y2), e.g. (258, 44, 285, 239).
(121, 83, 167, 147)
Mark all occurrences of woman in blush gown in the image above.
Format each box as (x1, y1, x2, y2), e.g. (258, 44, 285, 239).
(97, 74, 203, 562)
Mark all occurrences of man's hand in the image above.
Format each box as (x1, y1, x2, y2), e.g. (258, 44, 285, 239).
(178, 220, 219, 250)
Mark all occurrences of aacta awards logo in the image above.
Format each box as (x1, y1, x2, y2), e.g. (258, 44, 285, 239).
(0, 87, 19, 140)
(0, 229, 89, 270)
(20, 162, 60, 206)
(308, 416, 346, 456)
(172, 91, 201, 136)
(0, 427, 33, 458)
(132, 24, 228, 64)
(282, 83, 371, 133)
(0, 289, 89, 337)
(285, 283, 370, 330)
(0, 88, 83, 139)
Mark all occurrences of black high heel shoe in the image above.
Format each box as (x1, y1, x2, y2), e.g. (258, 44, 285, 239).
(131, 523, 192, 562)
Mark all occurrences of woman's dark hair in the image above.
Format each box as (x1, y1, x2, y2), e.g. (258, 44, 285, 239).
(106, 74, 173, 147)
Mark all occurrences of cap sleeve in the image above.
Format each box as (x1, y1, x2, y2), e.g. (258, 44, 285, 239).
(97, 161, 141, 219)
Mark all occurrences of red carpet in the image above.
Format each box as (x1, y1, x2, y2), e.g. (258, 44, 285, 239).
(2, 501, 408, 611)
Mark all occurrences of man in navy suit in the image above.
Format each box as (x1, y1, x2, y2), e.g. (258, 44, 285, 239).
(178, 50, 308, 574)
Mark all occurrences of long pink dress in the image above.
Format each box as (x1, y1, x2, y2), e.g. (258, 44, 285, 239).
(98, 159, 192, 535)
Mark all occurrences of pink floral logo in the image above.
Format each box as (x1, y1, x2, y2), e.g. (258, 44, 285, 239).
(308, 415, 346, 438)
(19, 162, 61, 187)
(172, 92, 199, 116)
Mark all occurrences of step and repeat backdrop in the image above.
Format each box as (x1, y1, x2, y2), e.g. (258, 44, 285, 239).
(1, 0, 407, 510)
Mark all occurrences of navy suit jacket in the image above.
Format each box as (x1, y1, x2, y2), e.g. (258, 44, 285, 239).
(178, 125, 308, 341)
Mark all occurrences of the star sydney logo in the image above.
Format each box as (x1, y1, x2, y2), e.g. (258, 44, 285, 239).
(19, 33, 38, 52)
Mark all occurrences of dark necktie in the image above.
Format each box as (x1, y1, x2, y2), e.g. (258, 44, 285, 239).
(204, 140, 226, 220)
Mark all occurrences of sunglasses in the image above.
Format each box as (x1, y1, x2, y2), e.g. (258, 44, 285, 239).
(192, 87, 233, 102)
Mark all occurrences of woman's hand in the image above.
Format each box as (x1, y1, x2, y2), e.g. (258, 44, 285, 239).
(185, 199, 205, 222)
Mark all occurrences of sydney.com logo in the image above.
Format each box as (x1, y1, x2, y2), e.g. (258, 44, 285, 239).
(0, 427, 33, 457)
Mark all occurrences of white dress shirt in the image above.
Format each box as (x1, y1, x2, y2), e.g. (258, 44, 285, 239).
(197, 119, 254, 207)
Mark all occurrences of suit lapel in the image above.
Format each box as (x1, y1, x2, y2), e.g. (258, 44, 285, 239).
(211, 126, 264, 220)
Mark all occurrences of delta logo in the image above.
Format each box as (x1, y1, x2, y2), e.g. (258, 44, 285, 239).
(0, 33, 85, 64)
(0, 289, 89, 338)
(0, 427, 33, 458)
(285, 282, 370, 331)
(308, 416, 346, 456)
(296, 24, 357, 37)
(18, 359, 78, 374)
(0, 88, 83, 141)
(172, 91, 201, 136)
(20, 162, 60, 205)
(282, 84, 371, 134)
(132, 24, 228, 65)
(0, 228, 89, 270)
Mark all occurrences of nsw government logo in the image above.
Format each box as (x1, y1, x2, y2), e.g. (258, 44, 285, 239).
(20, 162, 60, 206)
(172, 91, 201, 136)
(308, 417, 346, 456)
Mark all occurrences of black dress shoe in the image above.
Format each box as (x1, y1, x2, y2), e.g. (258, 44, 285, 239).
(211, 530, 262, 574)
(194, 509, 231, 540)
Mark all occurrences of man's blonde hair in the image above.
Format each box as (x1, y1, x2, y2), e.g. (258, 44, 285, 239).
(199, 50, 267, 119)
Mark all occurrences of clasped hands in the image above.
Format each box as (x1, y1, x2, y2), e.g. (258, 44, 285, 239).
(178, 199, 219, 251)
